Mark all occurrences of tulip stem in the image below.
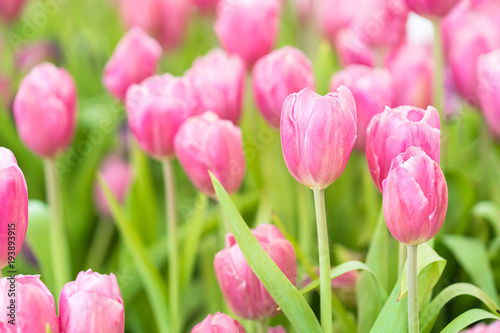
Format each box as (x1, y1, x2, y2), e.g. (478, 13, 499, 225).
(44, 158, 71, 300)
(398, 242, 406, 277)
(313, 188, 332, 333)
(162, 159, 180, 333)
(433, 19, 444, 122)
(84, 218, 115, 270)
(257, 318, 269, 333)
(407, 244, 419, 333)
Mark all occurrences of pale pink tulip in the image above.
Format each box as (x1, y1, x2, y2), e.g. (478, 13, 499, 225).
(192, 312, 246, 333)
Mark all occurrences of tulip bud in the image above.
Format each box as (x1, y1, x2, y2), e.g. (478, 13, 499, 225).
(126, 74, 197, 159)
(477, 49, 500, 138)
(192, 312, 246, 333)
(94, 154, 133, 217)
(186, 48, 245, 124)
(329, 65, 394, 150)
(404, 0, 461, 18)
(382, 147, 448, 245)
(269, 326, 287, 333)
(0, 148, 28, 269)
(13, 62, 77, 158)
(103, 28, 162, 101)
(59, 269, 125, 333)
(281, 87, 357, 189)
(215, 0, 281, 67)
(0, 275, 60, 332)
(366, 105, 440, 192)
(214, 224, 297, 319)
(174, 111, 245, 197)
(0, 0, 27, 22)
(385, 43, 434, 109)
(253, 46, 315, 128)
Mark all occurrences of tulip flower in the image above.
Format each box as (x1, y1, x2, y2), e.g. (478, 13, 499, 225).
(0, 0, 28, 22)
(193, 0, 219, 13)
(281, 86, 357, 190)
(334, 29, 375, 67)
(462, 320, 500, 333)
(59, 269, 125, 333)
(126, 73, 197, 159)
(329, 65, 393, 150)
(253, 46, 315, 128)
(119, 0, 191, 50)
(269, 326, 287, 333)
(214, 224, 297, 319)
(13, 62, 77, 158)
(477, 49, 500, 138)
(365, 105, 441, 192)
(94, 154, 133, 217)
(215, 0, 281, 67)
(192, 312, 246, 333)
(174, 111, 245, 198)
(103, 27, 162, 101)
(404, 0, 460, 18)
(0, 148, 28, 270)
(317, 0, 358, 43)
(186, 48, 245, 124)
(385, 43, 434, 109)
(0, 275, 60, 332)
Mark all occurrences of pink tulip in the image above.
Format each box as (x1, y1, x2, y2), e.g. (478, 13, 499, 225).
(477, 49, 500, 138)
(0, 0, 28, 22)
(192, 312, 246, 333)
(215, 0, 281, 67)
(174, 112, 245, 197)
(0, 148, 28, 269)
(126, 74, 197, 159)
(103, 28, 162, 101)
(94, 154, 133, 217)
(119, 0, 191, 50)
(15, 40, 61, 76)
(193, 0, 219, 13)
(329, 65, 393, 150)
(186, 48, 245, 124)
(214, 224, 297, 319)
(317, 0, 359, 43)
(334, 29, 375, 67)
(13, 62, 77, 157)
(365, 105, 440, 192)
(462, 320, 500, 333)
(252, 46, 315, 128)
(404, 0, 460, 18)
(59, 269, 125, 333)
(382, 147, 448, 245)
(268, 326, 287, 333)
(385, 42, 434, 109)
(281, 87, 357, 189)
(0, 275, 60, 332)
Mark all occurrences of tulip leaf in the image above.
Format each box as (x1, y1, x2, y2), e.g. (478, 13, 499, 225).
(98, 174, 169, 333)
(420, 283, 500, 333)
(443, 235, 499, 303)
(440, 309, 499, 333)
(210, 173, 322, 333)
(472, 201, 500, 236)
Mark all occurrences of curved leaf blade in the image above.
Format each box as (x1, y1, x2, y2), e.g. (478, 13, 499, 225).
(441, 309, 499, 333)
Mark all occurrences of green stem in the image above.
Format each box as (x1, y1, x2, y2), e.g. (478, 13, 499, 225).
(44, 158, 71, 298)
(433, 19, 444, 123)
(398, 242, 406, 277)
(298, 182, 313, 261)
(407, 245, 419, 333)
(313, 188, 332, 333)
(256, 318, 269, 333)
(162, 159, 179, 333)
(84, 219, 115, 270)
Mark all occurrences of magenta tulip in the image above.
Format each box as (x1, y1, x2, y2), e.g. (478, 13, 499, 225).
(366, 105, 441, 192)
(0, 275, 60, 332)
(215, 0, 281, 67)
(329, 65, 393, 150)
(174, 111, 245, 198)
(59, 269, 125, 333)
(94, 154, 133, 217)
(281, 87, 357, 189)
(477, 49, 500, 138)
(214, 224, 297, 319)
(253, 46, 315, 128)
(383, 147, 448, 245)
(13, 62, 77, 158)
(404, 0, 460, 18)
(0, 0, 28, 22)
(186, 48, 245, 124)
(192, 312, 246, 333)
(0, 148, 28, 269)
(103, 27, 162, 101)
(385, 42, 434, 109)
(126, 74, 197, 159)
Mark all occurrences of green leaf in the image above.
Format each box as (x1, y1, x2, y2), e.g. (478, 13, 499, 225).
(472, 201, 500, 236)
(210, 173, 322, 333)
(420, 283, 500, 333)
(98, 174, 169, 333)
(443, 235, 499, 303)
(441, 309, 499, 333)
